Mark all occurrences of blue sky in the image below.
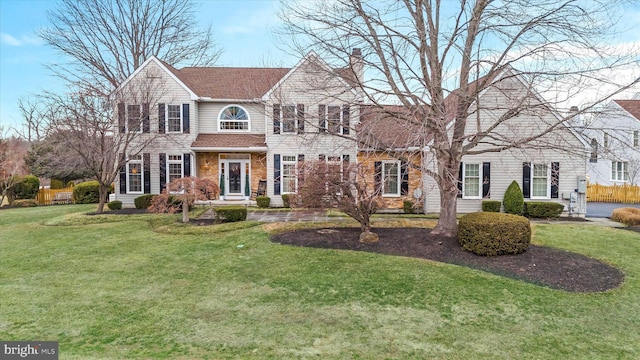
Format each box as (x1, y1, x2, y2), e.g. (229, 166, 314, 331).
(1, 0, 639, 136)
(0, 0, 293, 135)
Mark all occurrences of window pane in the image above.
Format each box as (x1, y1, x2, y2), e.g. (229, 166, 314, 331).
(220, 106, 249, 130)
(168, 105, 181, 132)
(383, 162, 399, 195)
(464, 164, 480, 197)
(129, 163, 142, 192)
(282, 105, 296, 133)
(168, 163, 182, 183)
(282, 163, 296, 193)
(127, 105, 140, 132)
(532, 178, 547, 197)
(328, 106, 341, 133)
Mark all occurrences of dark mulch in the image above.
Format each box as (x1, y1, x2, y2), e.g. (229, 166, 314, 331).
(272, 227, 624, 293)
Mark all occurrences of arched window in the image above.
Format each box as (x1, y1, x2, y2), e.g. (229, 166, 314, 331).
(219, 105, 250, 131)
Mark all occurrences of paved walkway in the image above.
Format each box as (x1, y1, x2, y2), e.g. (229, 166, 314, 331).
(197, 209, 626, 227)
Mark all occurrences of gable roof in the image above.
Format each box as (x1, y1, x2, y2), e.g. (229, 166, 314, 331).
(613, 100, 640, 120)
(357, 105, 427, 150)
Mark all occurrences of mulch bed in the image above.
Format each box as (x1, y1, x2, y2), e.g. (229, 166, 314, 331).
(272, 227, 624, 293)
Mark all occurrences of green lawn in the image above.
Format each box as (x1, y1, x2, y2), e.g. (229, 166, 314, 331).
(1, 205, 639, 359)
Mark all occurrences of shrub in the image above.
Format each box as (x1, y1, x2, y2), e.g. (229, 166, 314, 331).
(107, 200, 123, 210)
(50, 178, 65, 189)
(135, 194, 156, 209)
(12, 199, 38, 207)
(611, 207, 640, 226)
(482, 200, 501, 212)
(524, 202, 564, 218)
(73, 181, 101, 204)
(256, 196, 270, 208)
(503, 181, 524, 215)
(403, 200, 415, 214)
(458, 212, 531, 256)
(282, 194, 291, 208)
(11, 175, 40, 200)
(215, 206, 247, 223)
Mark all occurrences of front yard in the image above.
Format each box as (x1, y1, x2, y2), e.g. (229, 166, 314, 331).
(1, 205, 639, 359)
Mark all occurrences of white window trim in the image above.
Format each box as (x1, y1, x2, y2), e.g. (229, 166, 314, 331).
(280, 104, 301, 134)
(281, 155, 298, 194)
(166, 104, 183, 133)
(320, 104, 348, 134)
(611, 161, 629, 182)
(462, 163, 482, 199)
(530, 163, 551, 200)
(167, 154, 184, 184)
(218, 104, 251, 132)
(127, 155, 143, 194)
(633, 130, 639, 148)
(382, 160, 401, 197)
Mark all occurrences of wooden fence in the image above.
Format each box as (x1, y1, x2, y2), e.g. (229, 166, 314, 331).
(37, 187, 74, 205)
(587, 183, 640, 203)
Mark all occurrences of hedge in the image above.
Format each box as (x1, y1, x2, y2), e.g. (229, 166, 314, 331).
(481, 200, 501, 212)
(73, 181, 101, 204)
(458, 212, 531, 256)
(215, 206, 247, 223)
(611, 207, 640, 226)
(524, 202, 564, 218)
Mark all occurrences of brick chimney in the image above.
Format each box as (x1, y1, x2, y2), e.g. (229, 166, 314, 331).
(349, 48, 364, 83)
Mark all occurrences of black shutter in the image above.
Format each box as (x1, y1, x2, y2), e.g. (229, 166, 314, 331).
(374, 161, 382, 194)
(183, 153, 191, 177)
(343, 155, 350, 180)
(273, 104, 281, 134)
(523, 162, 531, 199)
(182, 104, 190, 134)
(158, 103, 165, 134)
(119, 152, 127, 194)
(118, 103, 125, 133)
(142, 103, 150, 133)
(159, 153, 166, 191)
(400, 160, 409, 195)
(457, 162, 463, 198)
(342, 105, 350, 135)
(482, 162, 491, 198)
(274, 154, 281, 195)
(551, 162, 559, 199)
(318, 105, 326, 132)
(143, 153, 151, 194)
(297, 104, 305, 133)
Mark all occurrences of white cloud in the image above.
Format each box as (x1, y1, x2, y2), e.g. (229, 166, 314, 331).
(0, 32, 42, 46)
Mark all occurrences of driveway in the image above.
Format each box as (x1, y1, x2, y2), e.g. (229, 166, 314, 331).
(587, 202, 640, 218)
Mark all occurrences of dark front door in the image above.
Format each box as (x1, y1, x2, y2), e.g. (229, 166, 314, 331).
(228, 162, 242, 194)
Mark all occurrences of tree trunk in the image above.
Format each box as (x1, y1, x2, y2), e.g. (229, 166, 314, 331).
(182, 202, 189, 223)
(96, 183, 108, 213)
(432, 188, 458, 238)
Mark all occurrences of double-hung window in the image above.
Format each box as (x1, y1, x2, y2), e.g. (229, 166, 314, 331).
(127, 105, 141, 133)
(531, 163, 550, 198)
(282, 105, 296, 133)
(611, 161, 628, 182)
(128, 154, 143, 193)
(281, 155, 297, 193)
(382, 161, 400, 196)
(167, 155, 183, 183)
(327, 106, 341, 133)
(463, 163, 481, 198)
(634, 131, 639, 148)
(167, 105, 182, 133)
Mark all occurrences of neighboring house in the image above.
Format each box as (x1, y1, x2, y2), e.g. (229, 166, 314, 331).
(421, 68, 589, 215)
(583, 94, 640, 185)
(113, 50, 363, 207)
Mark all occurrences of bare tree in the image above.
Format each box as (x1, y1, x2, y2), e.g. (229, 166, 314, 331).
(280, 0, 640, 237)
(39, 0, 222, 97)
(148, 177, 219, 223)
(0, 133, 30, 206)
(17, 97, 51, 142)
(297, 160, 384, 242)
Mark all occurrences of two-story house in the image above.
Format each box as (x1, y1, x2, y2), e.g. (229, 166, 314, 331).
(112, 50, 363, 207)
(583, 94, 640, 185)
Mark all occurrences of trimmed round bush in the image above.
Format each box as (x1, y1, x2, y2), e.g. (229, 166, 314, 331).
(50, 178, 65, 189)
(73, 181, 101, 204)
(403, 200, 415, 214)
(458, 212, 531, 256)
(482, 200, 501, 212)
(215, 206, 248, 222)
(256, 196, 270, 208)
(524, 202, 564, 218)
(503, 180, 524, 215)
(135, 194, 156, 209)
(107, 200, 123, 210)
(11, 175, 40, 199)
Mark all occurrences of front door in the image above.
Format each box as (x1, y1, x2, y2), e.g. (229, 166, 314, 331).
(228, 162, 242, 195)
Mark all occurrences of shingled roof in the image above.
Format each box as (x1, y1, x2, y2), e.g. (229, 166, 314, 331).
(614, 100, 640, 120)
(159, 60, 290, 99)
